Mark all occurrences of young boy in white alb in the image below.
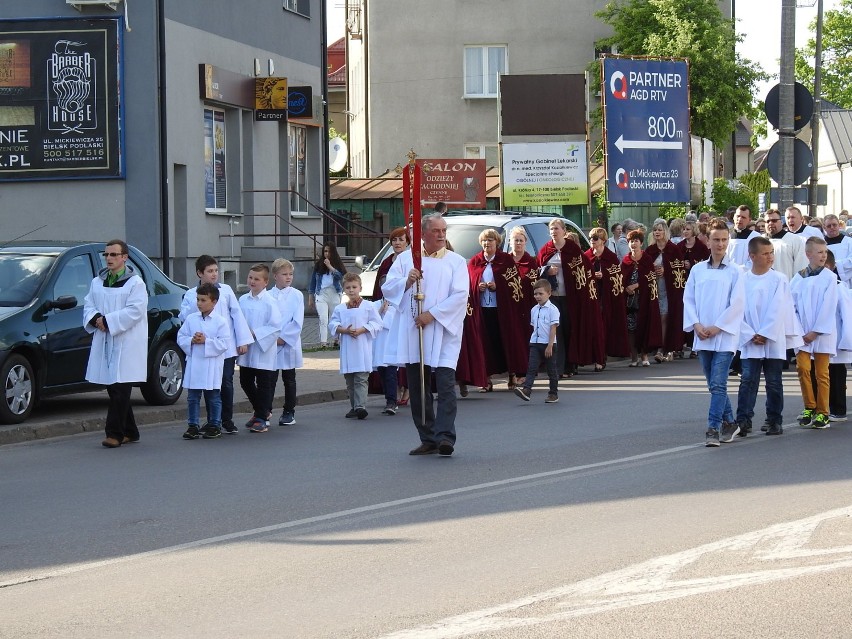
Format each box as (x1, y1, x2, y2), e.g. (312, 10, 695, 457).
(178, 283, 230, 440)
(238, 264, 282, 433)
(515, 279, 560, 403)
(329, 273, 382, 419)
(683, 219, 745, 447)
(179, 255, 253, 434)
(269, 259, 304, 426)
(372, 296, 399, 415)
(791, 237, 839, 430)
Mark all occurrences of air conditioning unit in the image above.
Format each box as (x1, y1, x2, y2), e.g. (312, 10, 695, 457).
(67, 0, 121, 10)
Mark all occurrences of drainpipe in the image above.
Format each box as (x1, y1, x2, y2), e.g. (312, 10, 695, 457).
(321, 0, 330, 209)
(156, 0, 170, 275)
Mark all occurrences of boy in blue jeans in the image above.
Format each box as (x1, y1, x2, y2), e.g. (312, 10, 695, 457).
(515, 279, 560, 404)
(178, 283, 230, 439)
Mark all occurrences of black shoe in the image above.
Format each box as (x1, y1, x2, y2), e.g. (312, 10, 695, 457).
(201, 424, 222, 439)
(719, 421, 741, 443)
(514, 387, 531, 402)
(760, 420, 770, 432)
(736, 419, 751, 437)
(355, 407, 368, 419)
(438, 440, 454, 456)
(345, 409, 358, 418)
(705, 429, 720, 447)
(183, 424, 200, 440)
(409, 442, 438, 455)
(279, 411, 295, 426)
(222, 420, 238, 434)
(766, 423, 783, 436)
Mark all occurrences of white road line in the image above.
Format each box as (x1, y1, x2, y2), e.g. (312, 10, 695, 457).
(0, 443, 696, 589)
(380, 505, 852, 639)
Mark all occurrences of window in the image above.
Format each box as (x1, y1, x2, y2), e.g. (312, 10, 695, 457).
(464, 45, 506, 98)
(464, 143, 498, 168)
(52, 254, 93, 306)
(203, 107, 227, 213)
(283, 0, 310, 17)
(288, 123, 308, 214)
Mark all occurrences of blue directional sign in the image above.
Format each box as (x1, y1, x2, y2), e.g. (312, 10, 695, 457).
(602, 58, 690, 203)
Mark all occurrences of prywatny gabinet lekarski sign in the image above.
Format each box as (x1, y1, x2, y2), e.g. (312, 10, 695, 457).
(0, 18, 122, 180)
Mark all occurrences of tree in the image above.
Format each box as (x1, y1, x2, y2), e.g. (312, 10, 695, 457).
(795, 0, 852, 108)
(596, 0, 767, 146)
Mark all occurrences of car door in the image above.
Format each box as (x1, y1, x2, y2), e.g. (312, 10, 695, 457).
(43, 250, 97, 388)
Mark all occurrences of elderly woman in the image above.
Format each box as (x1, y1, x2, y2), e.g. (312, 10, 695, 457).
(621, 229, 661, 366)
(538, 218, 605, 376)
(506, 227, 539, 387)
(642, 218, 687, 362)
(585, 227, 630, 369)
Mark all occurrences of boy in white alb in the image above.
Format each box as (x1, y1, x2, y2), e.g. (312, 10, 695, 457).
(179, 255, 253, 434)
(238, 264, 282, 433)
(329, 273, 382, 419)
(177, 283, 230, 440)
(826, 251, 852, 421)
(515, 279, 560, 403)
(735, 237, 802, 437)
(371, 297, 399, 415)
(683, 219, 745, 447)
(269, 259, 304, 427)
(791, 237, 839, 430)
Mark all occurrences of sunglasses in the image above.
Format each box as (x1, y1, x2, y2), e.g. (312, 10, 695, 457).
(102, 252, 126, 257)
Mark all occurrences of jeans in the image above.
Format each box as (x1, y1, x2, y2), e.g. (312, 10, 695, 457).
(379, 365, 398, 404)
(345, 371, 368, 409)
(187, 388, 222, 426)
(221, 356, 236, 423)
(698, 350, 735, 431)
(405, 364, 456, 445)
(278, 368, 297, 413)
(239, 367, 277, 419)
(736, 358, 784, 427)
(524, 343, 559, 394)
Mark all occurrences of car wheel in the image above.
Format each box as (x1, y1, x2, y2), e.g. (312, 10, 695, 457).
(140, 340, 184, 405)
(0, 354, 35, 424)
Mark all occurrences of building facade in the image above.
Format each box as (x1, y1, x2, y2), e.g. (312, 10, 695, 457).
(1, 1, 326, 287)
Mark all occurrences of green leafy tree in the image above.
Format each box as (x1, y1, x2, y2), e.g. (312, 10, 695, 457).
(596, 0, 767, 146)
(710, 177, 758, 217)
(795, 0, 852, 108)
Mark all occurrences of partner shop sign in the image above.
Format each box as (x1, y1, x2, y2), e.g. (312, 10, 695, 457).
(501, 142, 587, 207)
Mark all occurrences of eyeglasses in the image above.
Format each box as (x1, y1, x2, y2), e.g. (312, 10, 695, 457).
(765, 218, 781, 223)
(102, 252, 126, 257)
(590, 236, 603, 241)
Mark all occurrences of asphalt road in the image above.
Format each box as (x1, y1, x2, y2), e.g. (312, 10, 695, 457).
(2, 360, 852, 638)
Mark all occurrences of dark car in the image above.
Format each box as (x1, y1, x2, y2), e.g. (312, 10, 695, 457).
(0, 242, 186, 424)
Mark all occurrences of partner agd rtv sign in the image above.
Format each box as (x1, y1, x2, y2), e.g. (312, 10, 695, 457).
(602, 57, 690, 203)
(501, 141, 588, 207)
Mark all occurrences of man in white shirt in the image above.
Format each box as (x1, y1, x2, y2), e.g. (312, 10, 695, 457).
(683, 219, 745, 447)
(726, 205, 760, 267)
(765, 208, 807, 281)
(823, 213, 852, 288)
(785, 206, 823, 240)
(383, 214, 468, 457)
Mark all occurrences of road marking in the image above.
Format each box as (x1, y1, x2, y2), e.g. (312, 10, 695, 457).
(0, 444, 696, 589)
(379, 506, 852, 639)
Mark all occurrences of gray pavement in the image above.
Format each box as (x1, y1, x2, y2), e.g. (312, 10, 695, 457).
(0, 315, 348, 446)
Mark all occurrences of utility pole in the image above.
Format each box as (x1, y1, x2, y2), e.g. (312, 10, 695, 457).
(778, 0, 796, 212)
(808, 0, 824, 218)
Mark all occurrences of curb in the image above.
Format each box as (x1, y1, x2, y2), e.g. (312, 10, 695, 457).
(0, 388, 349, 447)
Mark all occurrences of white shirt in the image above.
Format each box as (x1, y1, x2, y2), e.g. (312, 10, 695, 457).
(790, 224, 823, 240)
(738, 269, 801, 360)
(530, 300, 560, 344)
(328, 300, 383, 374)
(683, 256, 745, 353)
(768, 232, 808, 281)
(180, 283, 253, 358)
(832, 285, 852, 364)
(237, 288, 281, 371)
(547, 253, 566, 296)
(269, 285, 304, 370)
(371, 299, 397, 369)
(791, 267, 839, 355)
(178, 312, 229, 390)
(826, 235, 852, 288)
(479, 259, 497, 308)
(726, 228, 760, 267)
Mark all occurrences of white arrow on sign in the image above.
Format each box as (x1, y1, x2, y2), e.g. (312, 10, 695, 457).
(615, 135, 683, 153)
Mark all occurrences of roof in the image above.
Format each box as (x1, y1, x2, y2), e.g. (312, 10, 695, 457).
(821, 109, 852, 165)
(331, 164, 606, 200)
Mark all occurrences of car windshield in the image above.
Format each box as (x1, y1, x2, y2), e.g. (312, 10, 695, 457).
(0, 253, 55, 306)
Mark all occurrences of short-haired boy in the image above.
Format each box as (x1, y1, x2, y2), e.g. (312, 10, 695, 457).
(514, 279, 560, 404)
(329, 273, 382, 419)
(683, 219, 745, 447)
(179, 255, 253, 434)
(735, 236, 801, 437)
(269, 258, 304, 426)
(238, 264, 282, 433)
(177, 283, 230, 439)
(791, 237, 839, 430)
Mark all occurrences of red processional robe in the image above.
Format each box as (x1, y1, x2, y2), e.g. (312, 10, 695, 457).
(641, 241, 687, 353)
(455, 292, 490, 388)
(678, 239, 710, 270)
(538, 240, 606, 367)
(621, 252, 663, 353)
(371, 254, 395, 300)
(585, 246, 630, 358)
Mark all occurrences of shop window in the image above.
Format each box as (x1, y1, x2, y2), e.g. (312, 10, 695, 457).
(203, 107, 227, 213)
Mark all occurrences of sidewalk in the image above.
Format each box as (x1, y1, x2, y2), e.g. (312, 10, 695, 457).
(0, 315, 347, 446)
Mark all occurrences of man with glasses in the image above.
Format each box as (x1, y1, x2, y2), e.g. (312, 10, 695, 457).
(823, 214, 852, 289)
(83, 240, 149, 448)
(764, 208, 807, 281)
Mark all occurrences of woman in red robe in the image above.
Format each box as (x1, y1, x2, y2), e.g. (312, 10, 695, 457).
(642, 219, 688, 362)
(677, 220, 710, 358)
(585, 227, 630, 366)
(537, 218, 606, 373)
(507, 227, 539, 386)
(621, 229, 662, 366)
